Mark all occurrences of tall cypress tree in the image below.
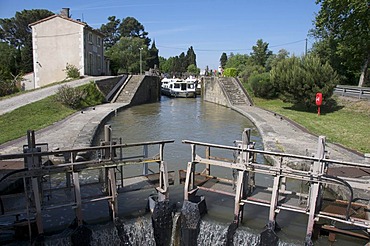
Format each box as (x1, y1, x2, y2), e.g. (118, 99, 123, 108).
(186, 46, 196, 68)
(147, 40, 159, 69)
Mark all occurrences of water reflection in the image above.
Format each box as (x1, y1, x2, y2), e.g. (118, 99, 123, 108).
(97, 96, 262, 180)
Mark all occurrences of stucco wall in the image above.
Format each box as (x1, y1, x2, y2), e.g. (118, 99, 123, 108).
(203, 77, 229, 107)
(32, 17, 83, 87)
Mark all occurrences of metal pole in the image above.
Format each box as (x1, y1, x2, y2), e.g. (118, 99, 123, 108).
(139, 47, 143, 75)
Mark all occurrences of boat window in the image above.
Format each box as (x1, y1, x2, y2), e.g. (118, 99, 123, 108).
(170, 84, 173, 88)
(188, 84, 194, 89)
(181, 83, 187, 90)
(174, 83, 180, 88)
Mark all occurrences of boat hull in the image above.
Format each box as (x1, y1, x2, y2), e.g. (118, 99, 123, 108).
(161, 88, 196, 98)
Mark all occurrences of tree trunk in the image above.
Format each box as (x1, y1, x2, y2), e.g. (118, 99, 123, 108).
(358, 53, 369, 87)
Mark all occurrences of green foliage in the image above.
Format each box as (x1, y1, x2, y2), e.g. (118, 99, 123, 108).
(220, 53, 227, 68)
(186, 46, 197, 67)
(64, 63, 80, 79)
(0, 42, 22, 96)
(312, 0, 370, 86)
(119, 17, 151, 46)
(0, 9, 54, 74)
(158, 47, 198, 77)
(54, 85, 86, 109)
(147, 41, 159, 69)
(225, 54, 249, 76)
(250, 39, 273, 67)
(80, 82, 105, 107)
(223, 68, 237, 77)
(54, 82, 104, 109)
(99, 16, 121, 50)
(271, 54, 339, 108)
(249, 72, 277, 99)
(106, 37, 147, 74)
(239, 64, 265, 83)
(187, 64, 200, 75)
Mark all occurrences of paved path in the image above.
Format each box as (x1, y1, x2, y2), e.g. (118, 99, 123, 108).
(0, 102, 128, 155)
(0, 75, 118, 155)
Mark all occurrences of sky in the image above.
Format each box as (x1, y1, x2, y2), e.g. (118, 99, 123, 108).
(0, 0, 321, 70)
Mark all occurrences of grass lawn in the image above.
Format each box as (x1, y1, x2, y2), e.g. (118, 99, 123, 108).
(253, 96, 370, 154)
(0, 82, 104, 145)
(0, 96, 75, 144)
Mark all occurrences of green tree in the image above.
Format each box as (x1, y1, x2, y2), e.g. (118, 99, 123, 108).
(119, 17, 151, 46)
(0, 42, 21, 96)
(99, 16, 121, 50)
(312, 0, 369, 86)
(220, 52, 228, 68)
(265, 49, 289, 71)
(147, 41, 159, 69)
(186, 46, 197, 68)
(249, 72, 277, 99)
(271, 54, 339, 108)
(187, 64, 200, 75)
(106, 37, 147, 74)
(158, 46, 197, 76)
(250, 39, 272, 68)
(225, 53, 249, 76)
(0, 9, 54, 73)
(159, 56, 171, 74)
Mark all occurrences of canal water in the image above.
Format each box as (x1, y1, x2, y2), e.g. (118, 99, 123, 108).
(8, 96, 364, 245)
(94, 96, 364, 246)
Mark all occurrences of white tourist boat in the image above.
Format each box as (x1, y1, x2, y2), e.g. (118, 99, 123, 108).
(185, 76, 201, 95)
(161, 78, 196, 98)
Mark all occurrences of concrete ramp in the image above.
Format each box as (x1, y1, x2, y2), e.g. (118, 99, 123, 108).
(111, 75, 161, 105)
(218, 77, 253, 106)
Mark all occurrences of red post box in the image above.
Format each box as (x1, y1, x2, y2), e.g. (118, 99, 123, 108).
(316, 93, 322, 116)
(315, 93, 322, 106)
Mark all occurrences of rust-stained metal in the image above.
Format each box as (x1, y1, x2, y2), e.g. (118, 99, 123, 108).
(182, 130, 370, 244)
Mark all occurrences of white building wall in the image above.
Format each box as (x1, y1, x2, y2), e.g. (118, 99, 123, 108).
(32, 17, 83, 87)
(79, 25, 85, 75)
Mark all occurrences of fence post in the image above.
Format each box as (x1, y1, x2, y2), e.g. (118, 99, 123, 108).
(305, 136, 326, 245)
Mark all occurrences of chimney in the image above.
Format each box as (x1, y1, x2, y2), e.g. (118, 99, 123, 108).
(60, 8, 70, 18)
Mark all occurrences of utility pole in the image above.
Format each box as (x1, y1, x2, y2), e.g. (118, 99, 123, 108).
(139, 47, 143, 75)
(305, 38, 308, 56)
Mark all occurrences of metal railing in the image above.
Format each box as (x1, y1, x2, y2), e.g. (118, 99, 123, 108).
(334, 85, 370, 99)
(182, 128, 370, 244)
(0, 128, 174, 240)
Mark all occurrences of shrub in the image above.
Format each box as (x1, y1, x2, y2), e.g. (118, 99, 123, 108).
(80, 82, 105, 107)
(54, 82, 105, 109)
(64, 63, 80, 79)
(271, 54, 339, 108)
(54, 85, 86, 109)
(223, 68, 237, 77)
(249, 72, 277, 99)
